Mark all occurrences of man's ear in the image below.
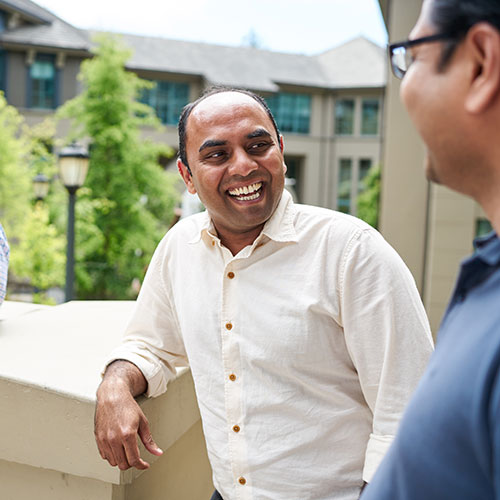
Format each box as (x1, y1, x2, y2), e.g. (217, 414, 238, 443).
(279, 135, 287, 174)
(177, 158, 197, 194)
(465, 23, 500, 114)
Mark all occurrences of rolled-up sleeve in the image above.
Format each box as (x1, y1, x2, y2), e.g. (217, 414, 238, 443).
(104, 235, 189, 398)
(340, 227, 434, 482)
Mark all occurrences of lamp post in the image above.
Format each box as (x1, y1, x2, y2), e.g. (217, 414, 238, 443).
(58, 144, 89, 302)
(33, 173, 50, 201)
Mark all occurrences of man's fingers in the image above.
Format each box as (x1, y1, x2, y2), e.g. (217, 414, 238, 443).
(98, 441, 117, 467)
(138, 418, 163, 456)
(113, 444, 131, 471)
(123, 431, 150, 470)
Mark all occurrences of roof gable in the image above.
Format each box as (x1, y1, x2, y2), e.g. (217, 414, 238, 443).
(0, 0, 54, 25)
(316, 36, 386, 88)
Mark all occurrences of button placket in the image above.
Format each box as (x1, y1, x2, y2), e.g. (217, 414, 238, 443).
(220, 261, 251, 495)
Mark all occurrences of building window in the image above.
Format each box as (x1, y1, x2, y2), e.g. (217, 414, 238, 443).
(358, 158, 372, 192)
(335, 99, 355, 135)
(361, 99, 380, 135)
(476, 218, 493, 238)
(0, 10, 6, 32)
(337, 158, 352, 213)
(140, 81, 189, 125)
(28, 54, 57, 109)
(0, 50, 5, 94)
(266, 92, 311, 134)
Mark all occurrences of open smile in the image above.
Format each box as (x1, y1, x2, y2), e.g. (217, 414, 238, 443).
(227, 182, 263, 201)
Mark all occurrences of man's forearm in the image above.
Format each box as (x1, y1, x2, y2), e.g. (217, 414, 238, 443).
(98, 359, 148, 397)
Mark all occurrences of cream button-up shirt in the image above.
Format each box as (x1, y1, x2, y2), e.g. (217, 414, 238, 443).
(108, 190, 433, 500)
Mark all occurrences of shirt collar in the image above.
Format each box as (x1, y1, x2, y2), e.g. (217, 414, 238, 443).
(260, 189, 298, 244)
(188, 189, 298, 247)
(472, 231, 500, 267)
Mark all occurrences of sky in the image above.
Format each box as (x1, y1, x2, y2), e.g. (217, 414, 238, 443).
(35, 0, 387, 55)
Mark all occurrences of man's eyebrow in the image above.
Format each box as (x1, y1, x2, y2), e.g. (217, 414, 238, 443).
(199, 139, 227, 153)
(247, 128, 272, 140)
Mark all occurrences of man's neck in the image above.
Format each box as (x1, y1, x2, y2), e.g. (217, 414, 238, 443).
(474, 172, 500, 237)
(215, 224, 265, 256)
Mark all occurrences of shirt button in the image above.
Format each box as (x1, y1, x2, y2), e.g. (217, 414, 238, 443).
(211, 240, 215, 246)
(225, 322, 233, 330)
(227, 271, 235, 279)
(238, 477, 246, 485)
(233, 425, 240, 433)
(229, 374, 237, 381)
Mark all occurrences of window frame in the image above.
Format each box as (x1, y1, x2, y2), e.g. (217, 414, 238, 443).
(27, 53, 58, 110)
(0, 49, 6, 95)
(334, 98, 355, 136)
(360, 98, 380, 136)
(140, 80, 190, 125)
(266, 92, 312, 135)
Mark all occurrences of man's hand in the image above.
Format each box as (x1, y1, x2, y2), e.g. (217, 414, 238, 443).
(94, 360, 163, 470)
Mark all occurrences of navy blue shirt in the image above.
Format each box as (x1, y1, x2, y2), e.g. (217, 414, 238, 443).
(362, 232, 500, 500)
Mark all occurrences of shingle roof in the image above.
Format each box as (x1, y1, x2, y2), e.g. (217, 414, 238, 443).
(0, 0, 53, 23)
(0, 21, 90, 50)
(116, 33, 332, 93)
(317, 37, 386, 88)
(0, 0, 90, 51)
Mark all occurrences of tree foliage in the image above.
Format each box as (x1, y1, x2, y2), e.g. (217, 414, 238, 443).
(0, 94, 65, 300)
(58, 34, 180, 299)
(9, 203, 65, 291)
(0, 92, 31, 236)
(357, 165, 381, 229)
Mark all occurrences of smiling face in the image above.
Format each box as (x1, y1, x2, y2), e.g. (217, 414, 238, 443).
(178, 91, 287, 252)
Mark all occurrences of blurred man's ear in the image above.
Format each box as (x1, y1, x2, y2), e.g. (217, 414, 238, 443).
(177, 159, 197, 194)
(279, 135, 287, 174)
(465, 23, 500, 114)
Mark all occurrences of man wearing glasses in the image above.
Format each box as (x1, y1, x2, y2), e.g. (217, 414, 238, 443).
(362, 0, 500, 498)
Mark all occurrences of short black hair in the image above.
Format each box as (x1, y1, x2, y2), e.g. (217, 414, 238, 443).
(430, 0, 500, 68)
(177, 86, 281, 173)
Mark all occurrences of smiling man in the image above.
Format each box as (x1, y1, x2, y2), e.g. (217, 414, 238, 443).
(362, 1, 500, 499)
(95, 87, 433, 500)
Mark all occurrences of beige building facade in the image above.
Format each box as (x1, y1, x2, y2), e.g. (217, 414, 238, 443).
(378, 0, 492, 332)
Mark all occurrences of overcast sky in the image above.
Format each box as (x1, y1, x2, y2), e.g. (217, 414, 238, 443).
(35, 0, 387, 54)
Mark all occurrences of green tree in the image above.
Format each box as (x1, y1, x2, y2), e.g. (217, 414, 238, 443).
(357, 165, 381, 229)
(0, 92, 31, 237)
(58, 34, 179, 299)
(0, 94, 66, 300)
(9, 203, 65, 303)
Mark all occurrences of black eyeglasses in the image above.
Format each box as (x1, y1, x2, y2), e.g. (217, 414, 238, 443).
(388, 33, 456, 79)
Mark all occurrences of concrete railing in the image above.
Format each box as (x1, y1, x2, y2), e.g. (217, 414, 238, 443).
(0, 301, 213, 500)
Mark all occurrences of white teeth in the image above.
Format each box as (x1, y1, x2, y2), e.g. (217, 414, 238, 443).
(235, 192, 260, 201)
(229, 182, 262, 197)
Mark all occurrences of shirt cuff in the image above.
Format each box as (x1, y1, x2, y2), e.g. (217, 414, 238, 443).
(362, 433, 394, 482)
(102, 345, 169, 398)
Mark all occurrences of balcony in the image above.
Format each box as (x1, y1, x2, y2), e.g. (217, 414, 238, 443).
(0, 300, 213, 500)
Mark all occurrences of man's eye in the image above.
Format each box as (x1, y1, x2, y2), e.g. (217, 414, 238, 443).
(249, 142, 271, 152)
(205, 151, 226, 160)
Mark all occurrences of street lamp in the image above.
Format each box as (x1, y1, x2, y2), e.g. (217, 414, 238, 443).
(58, 144, 89, 302)
(33, 173, 50, 201)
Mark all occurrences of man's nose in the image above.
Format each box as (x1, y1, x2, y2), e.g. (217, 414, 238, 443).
(228, 149, 258, 177)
